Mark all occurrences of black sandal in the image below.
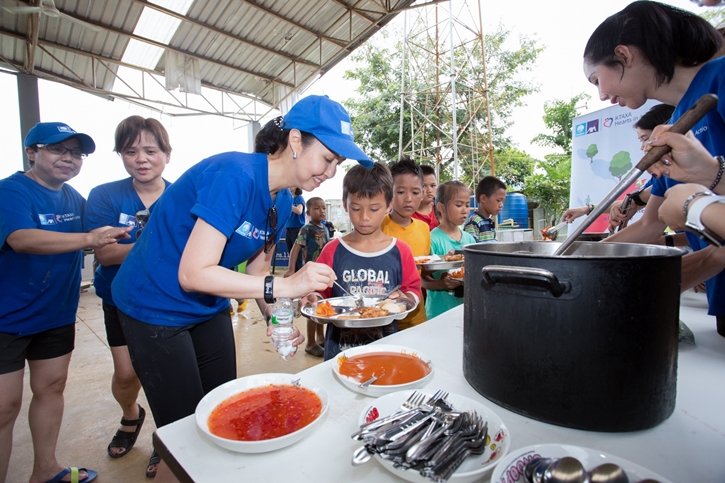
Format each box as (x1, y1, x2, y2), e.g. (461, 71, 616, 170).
(146, 450, 161, 478)
(107, 405, 146, 458)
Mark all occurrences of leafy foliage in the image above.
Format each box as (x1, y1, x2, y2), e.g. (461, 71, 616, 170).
(522, 154, 571, 223)
(531, 93, 589, 156)
(609, 151, 632, 180)
(586, 144, 598, 163)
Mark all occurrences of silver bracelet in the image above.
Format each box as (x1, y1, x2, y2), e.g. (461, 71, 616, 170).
(682, 191, 711, 218)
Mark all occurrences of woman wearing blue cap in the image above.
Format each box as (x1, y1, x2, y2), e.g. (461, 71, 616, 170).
(0, 122, 131, 483)
(110, 95, 372, 482)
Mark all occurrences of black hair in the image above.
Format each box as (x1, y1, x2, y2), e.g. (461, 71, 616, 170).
(475, 176, 507, 204)
(306, 197, 325, 211)
(419, 164, 436, 177)
(342, 162, 394, 205)
(292, 187, 303, 196)
(435, 180, 470, 220)
(584, 1, 721, 87)
(254, 116, 317, 154)
(115, 116, 172, 155)
(389, 156, 424, 186)
(634, 104, 676, 130)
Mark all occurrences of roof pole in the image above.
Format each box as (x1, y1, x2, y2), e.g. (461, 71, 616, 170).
(398, 9, 408, 161)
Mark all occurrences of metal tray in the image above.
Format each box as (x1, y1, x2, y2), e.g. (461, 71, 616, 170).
(414, 255, 464, 271)
(300, 296, 417, 328)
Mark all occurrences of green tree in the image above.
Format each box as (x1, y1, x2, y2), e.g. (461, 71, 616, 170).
(586, 144, 598, 164)
(522, 154, 571, 223)
(531, 93, 590, 156)
(343, 24, 541, 183)
(609, 151, 632, 180)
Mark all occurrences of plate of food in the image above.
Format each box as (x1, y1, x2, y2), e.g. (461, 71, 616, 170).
(357, 389, 510, 483)
(448, 266, 465, 281)
(415, 254, 464, 271)
(301, 295, 417, 328)
(490, 443, 673, 483)
(195, 373, 329, 453)
(332, 344, 434, 396)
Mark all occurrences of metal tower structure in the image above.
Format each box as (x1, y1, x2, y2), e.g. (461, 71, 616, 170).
(397, 0, 494, 184)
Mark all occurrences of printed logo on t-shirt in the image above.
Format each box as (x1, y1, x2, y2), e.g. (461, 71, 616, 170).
(38, 212, 80, 225)
(119, 213, 137, 227)
(236, 221, 253, 237)
(39, 214, 57, 225)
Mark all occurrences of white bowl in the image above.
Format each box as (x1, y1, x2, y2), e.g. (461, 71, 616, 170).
(332, 344, 434, 397)
(357, 389, 510, 483)
(489, 444, 673, 483)
(195, 373, 329, 453)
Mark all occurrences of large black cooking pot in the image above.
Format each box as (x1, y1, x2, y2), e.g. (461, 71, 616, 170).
(462, 241, 682, 432)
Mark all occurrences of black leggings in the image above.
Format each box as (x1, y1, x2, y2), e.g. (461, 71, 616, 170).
(118, 308, 236, 428)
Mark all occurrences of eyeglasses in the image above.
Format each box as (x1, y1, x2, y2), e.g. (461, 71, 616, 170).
(36, 143, 87, 160)
(264, 205, 278, 254)
(135, 209, 150, 240)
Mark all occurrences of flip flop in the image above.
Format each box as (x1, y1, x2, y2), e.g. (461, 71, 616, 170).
(146, 450, 161, 478)
(46, 467, 98, 483)
(304, 345, 324, 357)
(108, 405, 146, 458)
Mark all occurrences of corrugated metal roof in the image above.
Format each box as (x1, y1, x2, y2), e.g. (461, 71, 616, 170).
(0, 0, 418, 120)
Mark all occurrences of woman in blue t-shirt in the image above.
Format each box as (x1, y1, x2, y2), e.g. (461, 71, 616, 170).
(583, 1, 725, 334)
(84, 116, 172, 477)
(0, 123, 131, 483)
(110, 96, 372, 481)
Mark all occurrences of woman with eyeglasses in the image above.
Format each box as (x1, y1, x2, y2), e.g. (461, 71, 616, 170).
(584, 0, 725, 335)
(83, 116, 172, 478)
(0, 122, 132, 483)
(110, 95, 371, 482)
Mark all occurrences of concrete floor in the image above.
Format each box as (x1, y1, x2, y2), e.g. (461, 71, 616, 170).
(6, 272, 323, 483)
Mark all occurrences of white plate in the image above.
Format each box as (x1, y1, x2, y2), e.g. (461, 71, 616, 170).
(332, 344, 434, 397)
(195, 373, 329, 453)
(357, 390, 510, 483)
(490, 444, 673, 483)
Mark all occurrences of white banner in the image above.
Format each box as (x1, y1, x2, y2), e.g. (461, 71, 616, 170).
(569, 100, 661, 233)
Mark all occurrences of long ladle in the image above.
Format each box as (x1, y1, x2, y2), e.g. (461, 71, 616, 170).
(554, 93, 718, 256)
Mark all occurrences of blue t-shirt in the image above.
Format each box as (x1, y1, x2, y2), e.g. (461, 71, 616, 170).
(0, 172, 85, 335)
(111, 152, 292, 326)
(651, 57, 725, 316)
(286, 194, 306, 229)
(84, 177, 170, 307)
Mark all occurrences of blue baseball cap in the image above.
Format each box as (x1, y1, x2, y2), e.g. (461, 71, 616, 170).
(24, 122, 96, 154)
(282, 95, 372, 168)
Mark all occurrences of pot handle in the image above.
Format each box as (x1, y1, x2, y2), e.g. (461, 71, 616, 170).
(481, 265, 570, 297)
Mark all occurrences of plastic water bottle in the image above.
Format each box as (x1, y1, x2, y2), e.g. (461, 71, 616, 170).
(270, 298, 296, 359)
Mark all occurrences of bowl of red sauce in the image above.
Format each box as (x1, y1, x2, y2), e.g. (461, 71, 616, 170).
(332, 344, 434, 396)
(195, 373, 329, 453)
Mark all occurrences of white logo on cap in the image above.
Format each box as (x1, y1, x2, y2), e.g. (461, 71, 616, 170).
(57, 126, 74, 133)
(340, 120, 352, 137)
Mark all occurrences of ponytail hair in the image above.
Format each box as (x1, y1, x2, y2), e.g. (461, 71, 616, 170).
(435, 180, 470, 220)
(584, 1, 721, 87)
(254, 116, 317, 154)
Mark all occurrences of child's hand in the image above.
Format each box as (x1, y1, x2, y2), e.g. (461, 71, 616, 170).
(439, 273, 463, 290)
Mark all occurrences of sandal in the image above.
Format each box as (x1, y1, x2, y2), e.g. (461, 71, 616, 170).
(304, 345, 324, 357)
(107, 405, 146, 458)
(146, 450, 161, 478)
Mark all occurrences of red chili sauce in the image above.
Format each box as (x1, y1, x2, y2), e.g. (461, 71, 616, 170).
(338, 352, 430, 385)
(208, 384, 322, 441)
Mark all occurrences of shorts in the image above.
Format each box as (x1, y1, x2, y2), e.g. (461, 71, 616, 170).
(102, 301, 127, 347)
(0, 324, 76, 374)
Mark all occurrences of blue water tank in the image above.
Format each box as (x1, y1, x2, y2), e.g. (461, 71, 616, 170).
(498, 192, 528, 228)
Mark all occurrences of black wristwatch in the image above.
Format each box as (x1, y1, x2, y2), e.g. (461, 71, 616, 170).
(263, 275, 274, 303)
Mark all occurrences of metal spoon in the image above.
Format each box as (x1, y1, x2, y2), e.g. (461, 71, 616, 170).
(333, 281, 364, 308)
(351, 445, 374, 466)
(358, 373, 380, 388)
(589, 463, 629, 483)
(525, 457, 555, 483)
(542, 457, 587, 483)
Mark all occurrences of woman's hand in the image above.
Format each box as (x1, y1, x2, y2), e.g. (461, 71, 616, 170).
(89, 226, 133, 249)
(645, 127, 721, 190)
(561, 206, 589, 223)
(658, 183, 708, 230)
(278, 261, 336, 298)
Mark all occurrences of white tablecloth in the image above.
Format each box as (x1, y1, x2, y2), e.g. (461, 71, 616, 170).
(155, 291, 725, 482)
